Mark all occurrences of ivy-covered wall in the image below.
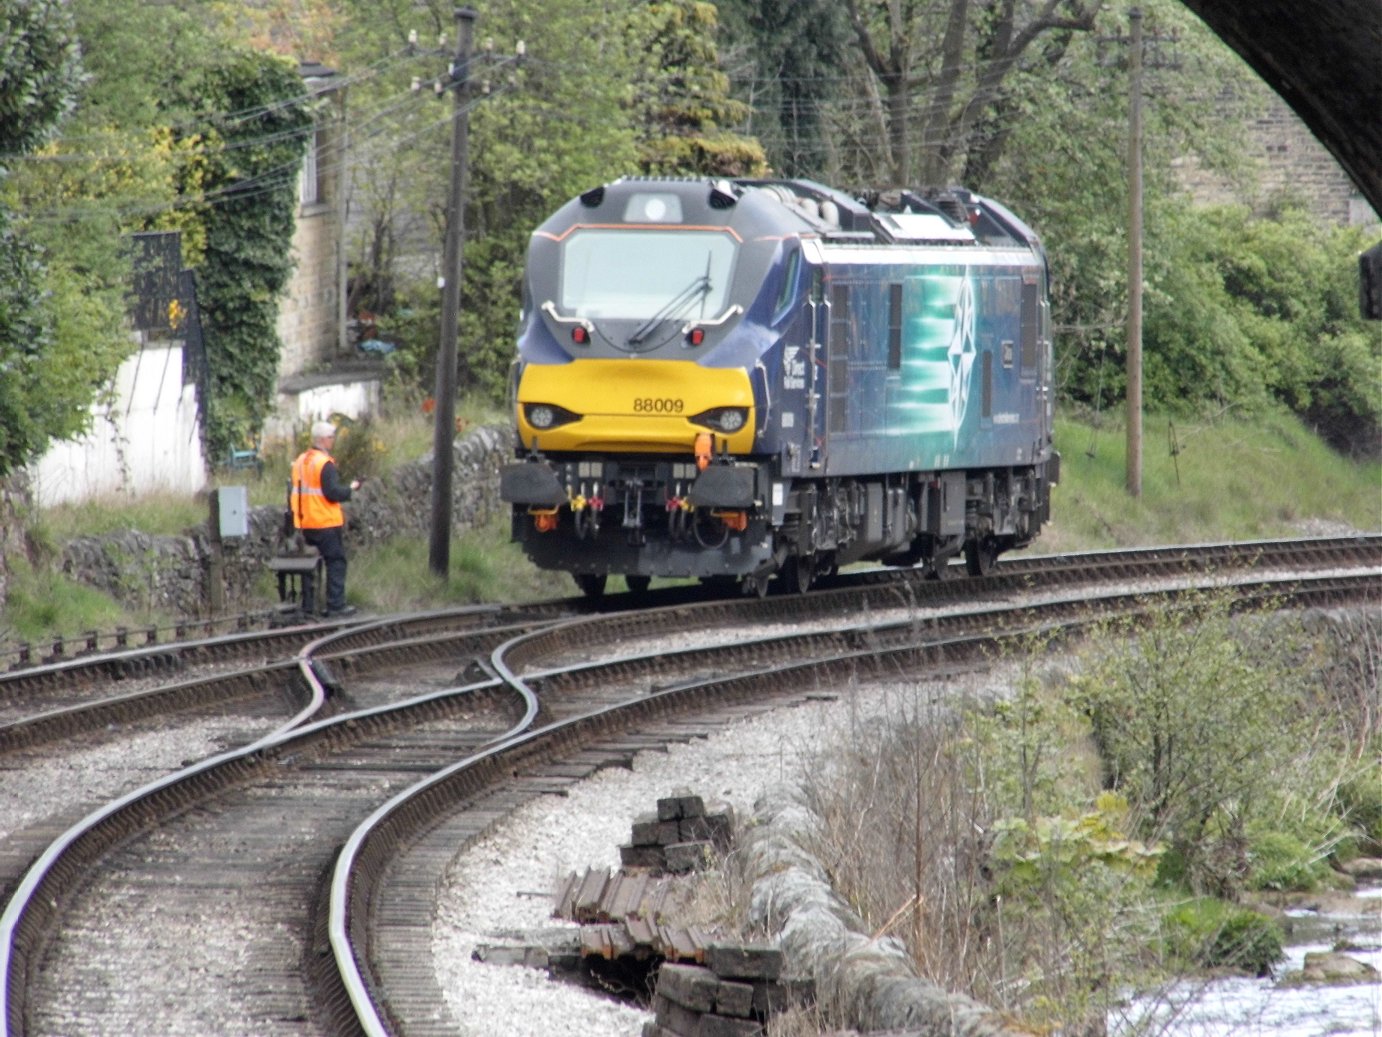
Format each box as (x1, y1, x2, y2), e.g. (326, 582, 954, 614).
(181, 52, 313, 466)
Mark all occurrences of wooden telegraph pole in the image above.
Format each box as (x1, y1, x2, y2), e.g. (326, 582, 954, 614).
(1126, 7, 1144, 498)
(429, 7, 476, 577)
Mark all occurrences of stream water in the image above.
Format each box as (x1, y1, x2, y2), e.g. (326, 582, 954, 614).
(1116, 886, 1381, 1035)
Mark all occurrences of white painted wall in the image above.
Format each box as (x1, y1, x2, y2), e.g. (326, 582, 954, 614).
(264, 377, 381, 443)
(28, 338, 207, 508)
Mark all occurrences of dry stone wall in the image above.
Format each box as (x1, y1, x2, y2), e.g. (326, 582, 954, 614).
(55, 424, 515, 617)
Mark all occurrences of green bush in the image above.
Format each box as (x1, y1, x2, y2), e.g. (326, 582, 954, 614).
(1065, 594, 1318, 897)
(1246, 830, 1333, 892)
(1164, 898, 1284, 977)
(1337, 765, 1382, 847)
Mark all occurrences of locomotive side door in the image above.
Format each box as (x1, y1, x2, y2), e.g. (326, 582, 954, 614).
(825, 278, 852, 445)
(804, 266, 828, 469)
(772, 250, 821, 476)
(1021, 269, 1055, 461)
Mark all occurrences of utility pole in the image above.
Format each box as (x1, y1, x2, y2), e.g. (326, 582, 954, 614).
(1126, 6, 1144, 498)
(429, 7, 476, 577)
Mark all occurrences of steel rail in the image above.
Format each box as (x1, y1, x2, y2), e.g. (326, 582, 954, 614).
(1, 551, 1374, 1035)
(329, 568, 1378, 1036)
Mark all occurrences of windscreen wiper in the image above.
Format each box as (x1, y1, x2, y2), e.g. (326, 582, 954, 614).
(627, 255, 713, 346)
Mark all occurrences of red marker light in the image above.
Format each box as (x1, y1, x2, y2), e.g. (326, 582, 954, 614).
(571, 326, 589, 345)
(687, 327, 705, 346)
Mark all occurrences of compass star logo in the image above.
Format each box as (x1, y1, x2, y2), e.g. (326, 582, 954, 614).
(947, 274, 976, 441)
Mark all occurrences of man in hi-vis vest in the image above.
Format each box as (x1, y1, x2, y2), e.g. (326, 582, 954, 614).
(291, 421, 362, 617)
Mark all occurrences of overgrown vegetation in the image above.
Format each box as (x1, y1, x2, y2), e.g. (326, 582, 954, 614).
(0, 0, 88, 478)
(0, 0, 317, 478)
(1042, 406, 1380, 553)
(780, 598, 1378, 1033)
(177, 52, 312, 465)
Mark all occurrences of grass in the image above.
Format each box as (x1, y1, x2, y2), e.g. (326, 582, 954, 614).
(4, 403, 1379, 645)
(341, 515, 558, 612)
(3, 557, 135, 643)
(1041, 406, 1380, 552)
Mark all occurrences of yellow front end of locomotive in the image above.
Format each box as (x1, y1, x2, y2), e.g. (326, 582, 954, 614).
(516, 358, 755, 454)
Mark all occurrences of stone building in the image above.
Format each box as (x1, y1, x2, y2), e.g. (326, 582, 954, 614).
(277, 62, 347, 375)
(1179, 87, 1378, 227)
(269, 62, 384, 440)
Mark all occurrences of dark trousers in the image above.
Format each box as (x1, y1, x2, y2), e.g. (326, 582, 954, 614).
(303, 525, 348, 612)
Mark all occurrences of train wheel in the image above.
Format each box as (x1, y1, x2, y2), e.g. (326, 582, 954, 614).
(780, 553, 814, 594)
(965, 536, 999, 577)
(625, 574, 651, 594)
(574, 573, 607, 599)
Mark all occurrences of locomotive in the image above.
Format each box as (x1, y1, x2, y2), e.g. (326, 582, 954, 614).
(499, 177, 1058, 596)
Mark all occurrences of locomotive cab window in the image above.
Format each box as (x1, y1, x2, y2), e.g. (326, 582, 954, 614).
(560, 228, 738, 321)
(773, 248, 802, 321)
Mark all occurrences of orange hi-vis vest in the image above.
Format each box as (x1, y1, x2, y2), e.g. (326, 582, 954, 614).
(291, 448, 344, 529)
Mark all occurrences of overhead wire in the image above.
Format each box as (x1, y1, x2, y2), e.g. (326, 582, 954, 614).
(5, 26, 1217, 229)
(0, 42, 427, 164)
(11, 54, 526, 230)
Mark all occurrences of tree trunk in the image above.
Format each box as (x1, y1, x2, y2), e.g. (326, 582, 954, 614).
(0, 471, 34, 610)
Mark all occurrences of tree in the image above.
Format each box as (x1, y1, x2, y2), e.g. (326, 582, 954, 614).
(332, 0, 654, 398)
(0, 0, 81, 160)
(0, 0, 84, 478)
(636, 0, 767, 178)
(839, 0, 1097, 186)
(716, 0, 849, 179)
(1, 0, 252, 481)
(974, 0, 1296, 420)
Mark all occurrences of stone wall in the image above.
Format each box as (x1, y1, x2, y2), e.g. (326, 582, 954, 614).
(1179, 90, 1379, 226)
(276, 90, 346, 381)
(276, 201, 342, 379)
(57, 424, 515, 618)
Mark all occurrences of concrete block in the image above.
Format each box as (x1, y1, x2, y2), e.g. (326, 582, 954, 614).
(656, 962, 717, 1013)
(664, 841, 714, 873)
(699, 1015, 762, 1037)
(650, 993, 703, 1037)
(633, 813, 683, 846)
(658, 791, 706, 821)
(751, 976, 814, 1017)
(712, 977, 755, 1018)
(706, 943, 784, 981)
(620, 843, 667, 869)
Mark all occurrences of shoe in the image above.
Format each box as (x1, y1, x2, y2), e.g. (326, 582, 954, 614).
(325, 605, 358, 618)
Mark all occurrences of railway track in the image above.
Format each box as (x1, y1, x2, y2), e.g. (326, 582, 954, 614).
(0, 537, 1377, 1036)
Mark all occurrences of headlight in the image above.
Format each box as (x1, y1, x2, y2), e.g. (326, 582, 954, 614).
(524, 402, 580, 429)
(690, 407, 748, 433)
